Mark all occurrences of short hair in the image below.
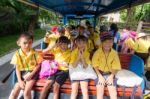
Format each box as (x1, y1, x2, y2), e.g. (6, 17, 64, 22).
(79, 26, 85, 30)
(17, 32, 33, 41)
(75, 35, 87, 43)
(57, 36, 70, 44)
(85, 20, 91, 25)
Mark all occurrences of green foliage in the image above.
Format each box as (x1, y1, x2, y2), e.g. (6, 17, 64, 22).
(135, 3, 150, 21)
(0, 0, 38, 35)
(39, 9, 62, 25)
(119, 10, 127, 22)
(0, 28, 45, 56)
(119, 2, 150, 22)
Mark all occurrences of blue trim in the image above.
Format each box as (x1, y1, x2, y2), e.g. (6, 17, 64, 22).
(28, 0, 139, 17)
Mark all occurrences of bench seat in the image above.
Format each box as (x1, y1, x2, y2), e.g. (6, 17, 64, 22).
(33, 53, 144, 97)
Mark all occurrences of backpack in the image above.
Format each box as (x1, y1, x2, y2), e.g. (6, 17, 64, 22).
(39, 60, 58, 79)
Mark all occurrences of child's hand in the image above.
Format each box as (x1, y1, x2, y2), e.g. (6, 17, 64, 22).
(98, 75, 105, 86)
(106, 74, 114, 86)
(18, 80, 25, 89)
(83, 64, 88, 68)
(24, 72, 33, 81)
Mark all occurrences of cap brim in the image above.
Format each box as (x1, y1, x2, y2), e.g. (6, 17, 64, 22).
(101, 36, 114, 42)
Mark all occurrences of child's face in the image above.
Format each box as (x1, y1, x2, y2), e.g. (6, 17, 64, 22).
(76, 40, 86, 50)
(59, 43, 68, 51)
(102, 39, 113, 52)
(18, 37, 32, 51)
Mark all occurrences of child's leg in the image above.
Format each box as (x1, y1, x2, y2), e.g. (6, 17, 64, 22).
(80, 81, 89, 99)
(107, 85, 117, 99)
(9, 83, 21, 99)
(39, 80, 54, 99)
(71, 81, 79, 99)
(53, 82, 60, 99)
(96, 84, 105, 99)
(23, 80, 35, 99)
(53, 70, 69, 99)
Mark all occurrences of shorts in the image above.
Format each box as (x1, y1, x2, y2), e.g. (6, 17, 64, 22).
(95, 72, 117, 86)
(20, 71, 39, 81)
(47, 70, 69, 86)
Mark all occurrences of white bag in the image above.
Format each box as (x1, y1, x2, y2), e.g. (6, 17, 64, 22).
(116, 69, 143, 87)
(69, 63, 97, 81)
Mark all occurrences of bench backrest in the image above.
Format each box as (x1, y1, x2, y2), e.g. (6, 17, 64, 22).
(43, 53, 132, 69)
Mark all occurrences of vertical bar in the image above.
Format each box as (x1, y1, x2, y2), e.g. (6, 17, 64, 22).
(93, 17, 97, 29)
(63, 15, 68, 25)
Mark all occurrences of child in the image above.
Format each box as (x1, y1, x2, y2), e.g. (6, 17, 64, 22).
(109, 23, 120, 51)
(9, 33, 42, 99)
(69, 35, 91, 99)
(92, 32, 121, 99)
(39, 36, 71, 99)
(43, 26, 65, 53)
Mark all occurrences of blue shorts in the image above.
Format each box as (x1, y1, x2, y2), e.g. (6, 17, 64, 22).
(95, 73, 117, 86)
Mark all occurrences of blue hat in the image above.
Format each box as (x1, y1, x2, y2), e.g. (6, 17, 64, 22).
(100, 32, 113, 42)
(57, 26, 65, 33)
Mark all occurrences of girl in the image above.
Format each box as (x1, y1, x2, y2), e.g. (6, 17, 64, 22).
(69, 35, 91, 99)
(9, 33, 42, 99)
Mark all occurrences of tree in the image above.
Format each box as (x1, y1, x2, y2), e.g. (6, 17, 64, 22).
(0, 0, 39, 35)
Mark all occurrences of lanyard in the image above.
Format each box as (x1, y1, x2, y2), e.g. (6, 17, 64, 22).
(103, 50, 111, 72)
(17, 50, 37, 71)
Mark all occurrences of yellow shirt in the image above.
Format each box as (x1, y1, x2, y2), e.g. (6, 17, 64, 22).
(65, 31, 71, 39)
(70, 48, 91, 65)
(87, 39, 94, 52)
(51, 47, 71, 71)
(125, 38, 135, 49)
(125, 38, 150, 53)
(89, 32, 100, 47)
(92, 47, 121, 72)
(11, 49, 42, 71)
(44, 34, 59, 48)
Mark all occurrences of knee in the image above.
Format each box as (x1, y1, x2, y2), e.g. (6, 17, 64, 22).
(45, 80, 53, 88)
(71, 88, 78, 95)
(24, 88, 32, 96)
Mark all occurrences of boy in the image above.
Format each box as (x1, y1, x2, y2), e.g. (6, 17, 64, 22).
(92, 32, 121, 99)
(9, 32, 42, 99)
(40, 36, 71, 99)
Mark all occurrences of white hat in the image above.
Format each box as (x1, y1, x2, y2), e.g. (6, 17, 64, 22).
(137, 33, 146, 38)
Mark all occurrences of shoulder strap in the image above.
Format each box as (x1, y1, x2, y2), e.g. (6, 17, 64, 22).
(33, 53, 37, 65)
(17, 50, 25, 69)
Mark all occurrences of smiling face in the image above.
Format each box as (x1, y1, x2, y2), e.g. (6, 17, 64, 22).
(102, 39, 113, 52)
(59, 42, 68, 51)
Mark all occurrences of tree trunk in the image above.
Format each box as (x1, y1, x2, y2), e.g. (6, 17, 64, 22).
(28, 14, 38, 35)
